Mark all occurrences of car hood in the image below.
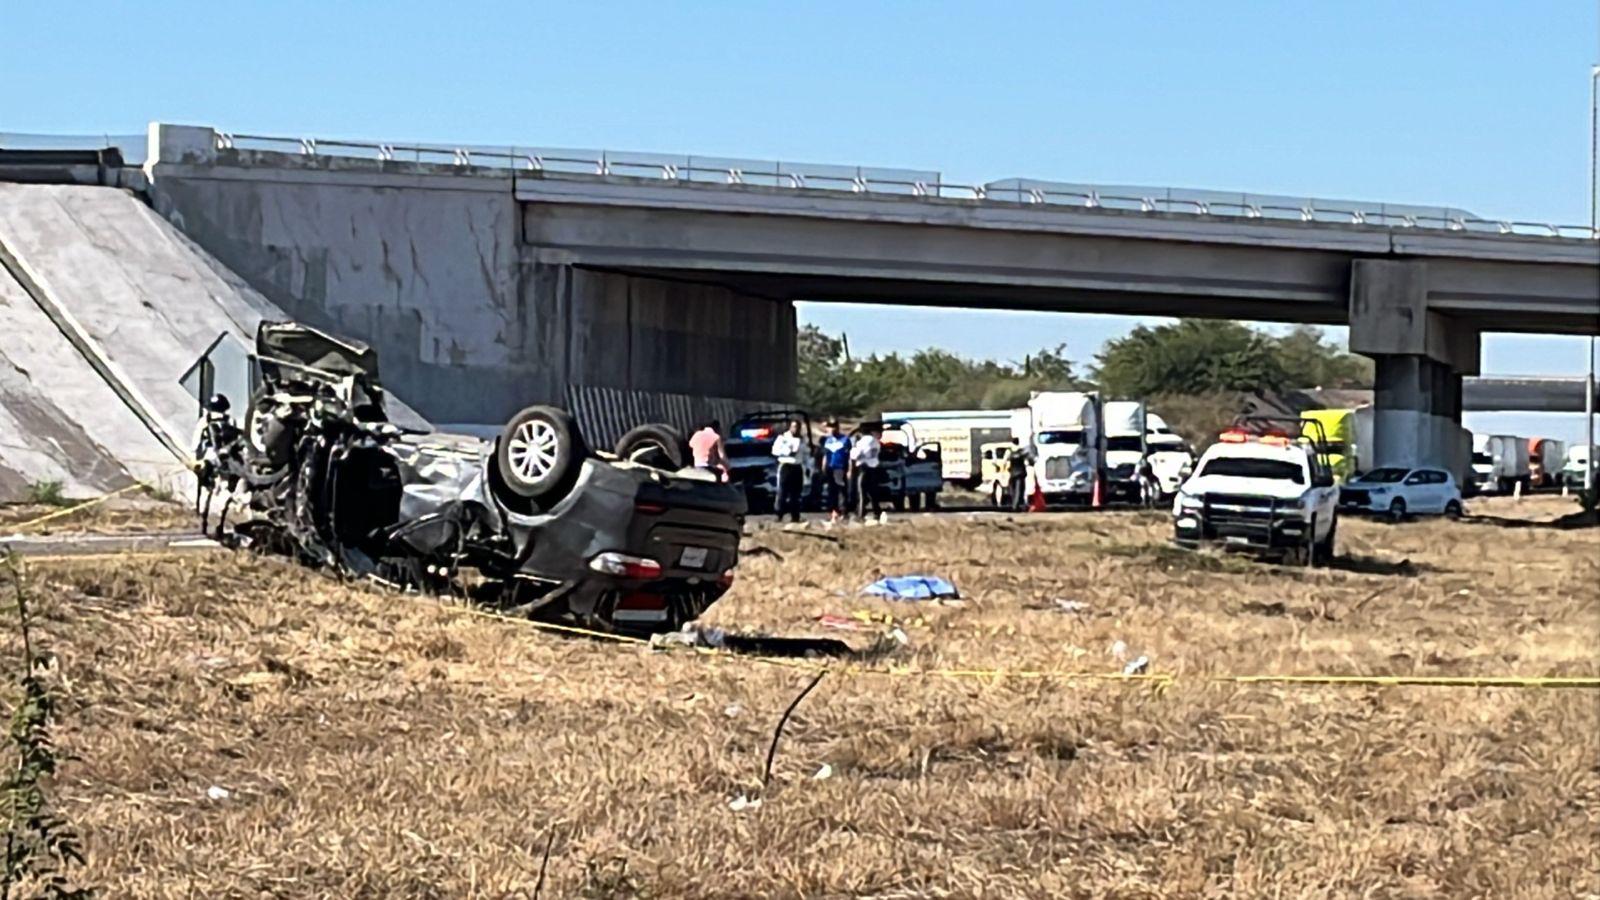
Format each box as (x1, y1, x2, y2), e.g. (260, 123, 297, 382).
(1182, 474, 1308, 501)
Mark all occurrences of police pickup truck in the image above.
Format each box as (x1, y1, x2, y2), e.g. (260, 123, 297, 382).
(1172, 420, 1340, 566)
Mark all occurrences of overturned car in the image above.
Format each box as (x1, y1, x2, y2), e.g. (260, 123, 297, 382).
(192, 322, 746, 633)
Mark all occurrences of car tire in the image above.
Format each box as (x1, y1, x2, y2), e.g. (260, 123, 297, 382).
(495, 405, 587, 502)
(1388, 498, 1406, 522)
(614, 423, 690, 471)
(908, 493, 923, 512)
(1315, 518, 1337, 565)
(1444, 499, 1463, 519)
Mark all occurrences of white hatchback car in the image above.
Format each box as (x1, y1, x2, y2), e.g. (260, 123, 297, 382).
(1339, 467, 1463, 520)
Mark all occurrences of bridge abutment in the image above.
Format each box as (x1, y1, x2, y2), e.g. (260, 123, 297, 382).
(141, 125, 793, 440)
(1349, 259, 1479, 479)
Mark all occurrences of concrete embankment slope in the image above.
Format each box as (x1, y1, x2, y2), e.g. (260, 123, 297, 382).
(0, 183, 286, 501)
(0, 265, 176, 499)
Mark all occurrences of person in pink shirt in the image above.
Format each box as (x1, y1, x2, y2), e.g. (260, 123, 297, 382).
(689, 420, 727, 479)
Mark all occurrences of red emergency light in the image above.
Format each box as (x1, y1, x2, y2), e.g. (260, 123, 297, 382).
(1218, 429, 1249, 443)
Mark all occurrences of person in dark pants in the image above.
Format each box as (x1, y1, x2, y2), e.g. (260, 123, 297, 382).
(850, 425, 886, 522)
(771, 419, 805, 523)
(819, 420, 852, 523)
(1006, 440, 1031, 511)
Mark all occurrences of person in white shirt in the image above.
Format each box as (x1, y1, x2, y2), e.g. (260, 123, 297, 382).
(849, 426, 886, 521)
(770, 420, 806, 523)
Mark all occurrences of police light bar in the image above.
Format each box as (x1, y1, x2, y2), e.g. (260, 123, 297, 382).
(1218, 429, 1249, 443)
(739, 427, 772, 439)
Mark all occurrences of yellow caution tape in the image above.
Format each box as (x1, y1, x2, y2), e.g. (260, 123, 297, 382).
(7, 480, 161, 533)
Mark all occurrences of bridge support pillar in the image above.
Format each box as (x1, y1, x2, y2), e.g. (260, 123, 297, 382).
(1349, 260, 1479, 480)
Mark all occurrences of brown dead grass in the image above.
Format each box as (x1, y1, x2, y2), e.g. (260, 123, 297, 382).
(0, 495, 194, 535)
(1, 495, 1596, 897)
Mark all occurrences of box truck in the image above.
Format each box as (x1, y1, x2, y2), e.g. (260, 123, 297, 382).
(879, 409, 1015, 487)
(1470, 433, 1531, 494)
(1528, 437, 1567, 488)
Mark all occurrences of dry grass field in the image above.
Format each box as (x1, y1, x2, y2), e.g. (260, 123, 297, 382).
(0, 495, 1596, 897)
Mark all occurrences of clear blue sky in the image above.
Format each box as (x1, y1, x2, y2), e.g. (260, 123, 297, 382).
(4, 0, 1597, 439)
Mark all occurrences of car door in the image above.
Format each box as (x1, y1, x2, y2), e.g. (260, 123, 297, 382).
(1401, 470, 1432, 511)
(1430, 470, 1459, 510)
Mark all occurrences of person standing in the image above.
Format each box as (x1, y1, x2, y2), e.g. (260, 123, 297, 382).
(1006, 439, 1031, 511)
(689, 420, 727, 480)
(771, 419, 806, 523)
(819, 420, 852, 523)
(1138, 457, 1159, 508)
(850, 425, 886, 522)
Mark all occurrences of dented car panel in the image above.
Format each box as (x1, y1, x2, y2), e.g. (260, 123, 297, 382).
(193, 321, 746, 634)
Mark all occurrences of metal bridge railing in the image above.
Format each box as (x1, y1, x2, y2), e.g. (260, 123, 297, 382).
(211, 131, 1598, 241)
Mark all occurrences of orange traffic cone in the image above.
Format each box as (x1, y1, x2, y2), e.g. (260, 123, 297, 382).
(1091, 472, 1103, 509)
(1028, 480, 1046, 513)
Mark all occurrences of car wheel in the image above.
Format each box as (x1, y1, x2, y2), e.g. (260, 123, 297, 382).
(908, 493, 923, 512)
(1315, 519, 1337, 565)
(614, 423, 690, 470)
(1444, 499, 1463, 519)
(1388, 498, 1406, 522)
(495, 405, 587, 502)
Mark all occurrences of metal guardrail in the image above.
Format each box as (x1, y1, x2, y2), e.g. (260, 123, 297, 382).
(212, 131, 1599, 240)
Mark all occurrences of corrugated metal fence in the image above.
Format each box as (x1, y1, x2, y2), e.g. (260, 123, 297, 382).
(564, 385, 779, 449)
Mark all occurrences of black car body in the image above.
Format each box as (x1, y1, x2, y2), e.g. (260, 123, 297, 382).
(194, 322, 746, 633)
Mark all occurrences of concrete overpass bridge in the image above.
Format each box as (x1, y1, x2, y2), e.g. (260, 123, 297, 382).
(114, 125, 1600, 473)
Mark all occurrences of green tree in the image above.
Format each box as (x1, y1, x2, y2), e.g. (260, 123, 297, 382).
(794, 328, 1088, 416)
(795, 325, 873, 416)
(1094, 320, 1286, 397)
(1272, 325, 1374, 389)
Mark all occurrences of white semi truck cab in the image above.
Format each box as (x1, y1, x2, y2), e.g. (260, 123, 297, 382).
(1018, 392, 1100, 504)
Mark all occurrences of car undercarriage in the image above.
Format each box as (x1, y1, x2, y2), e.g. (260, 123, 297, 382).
(192, 322, 747, 634)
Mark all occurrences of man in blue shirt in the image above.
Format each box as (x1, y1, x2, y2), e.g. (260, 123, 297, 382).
(819, 420, 852, 523)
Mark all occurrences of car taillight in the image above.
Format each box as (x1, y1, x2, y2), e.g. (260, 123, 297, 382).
(716, 571, 736, 588)
(635, 501, 667, 515)
(588, 552, 663, 579)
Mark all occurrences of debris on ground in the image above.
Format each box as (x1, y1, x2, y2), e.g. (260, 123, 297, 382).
(861, 574, 960, 603)
(651, 623, 854, 658)
(1025, 597, 1090, 614)
(813, 610, 925, 632)
(787, 529, 843, 544)
(727, 795, 762, 812)
(1123, 655, 1151, 675)
(814, 614, 870, 631)
(812, 763, 833, 780)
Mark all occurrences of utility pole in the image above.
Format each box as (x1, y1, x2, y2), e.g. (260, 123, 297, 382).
(1588, 64, 1598, 492)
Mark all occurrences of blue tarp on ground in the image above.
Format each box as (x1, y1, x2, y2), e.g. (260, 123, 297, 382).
(861, 575, 959, 601)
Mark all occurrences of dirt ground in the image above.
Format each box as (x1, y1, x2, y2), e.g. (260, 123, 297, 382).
(1, 495, 1596, 897)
